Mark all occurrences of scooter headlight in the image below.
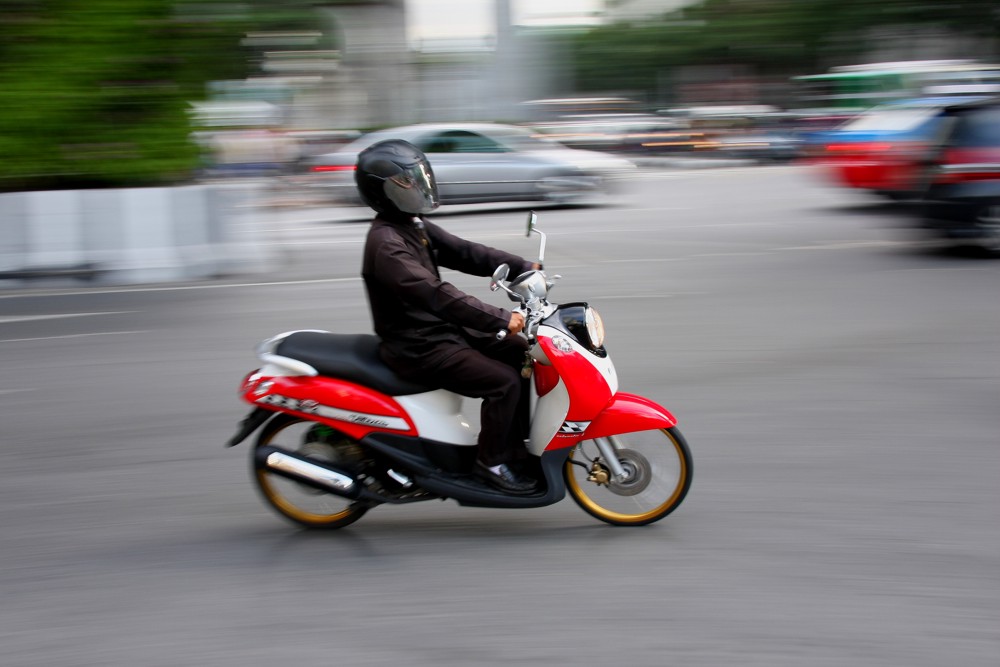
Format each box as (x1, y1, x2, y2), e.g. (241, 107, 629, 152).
(585, 307, 605, 348)
(554, 304, 606, 356)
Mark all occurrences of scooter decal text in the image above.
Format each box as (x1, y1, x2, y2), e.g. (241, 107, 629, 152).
(256, 393, 409, 431)
(349, 414, 391, 428)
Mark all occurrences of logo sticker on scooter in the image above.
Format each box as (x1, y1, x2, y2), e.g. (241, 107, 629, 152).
(559, 421, 591, 434)
(349, 414, 391, 428)
(256, 394, 317, 414)
(255, 393, 410, 431)
(258, 393, 301, 410)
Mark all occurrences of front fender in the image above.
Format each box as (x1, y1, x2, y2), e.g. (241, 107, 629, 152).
(582, 392, 677, 440)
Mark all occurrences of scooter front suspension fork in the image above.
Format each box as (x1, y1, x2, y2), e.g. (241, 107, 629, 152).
(594, 436, 627, 481)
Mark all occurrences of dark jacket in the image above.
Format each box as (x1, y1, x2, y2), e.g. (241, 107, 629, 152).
(362, 214, 533, 368)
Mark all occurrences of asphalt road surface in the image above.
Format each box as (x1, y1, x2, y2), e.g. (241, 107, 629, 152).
(2, 165, 998, 666)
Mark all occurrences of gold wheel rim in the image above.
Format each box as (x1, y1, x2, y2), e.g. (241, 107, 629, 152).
(565, 429, 688, 524)
(256, 469, 357, 525)
(255, 419, 359, 526)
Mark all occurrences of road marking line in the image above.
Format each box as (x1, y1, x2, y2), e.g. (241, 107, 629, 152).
(0, 330, 150, 343)
(0, 311, 137, 324)
(602, 251, 773, 262)
(592, 294, 680, 300)
(0, 278, 360, 299)
(879, 266, 991, 273)
(777, 240, 913, 251)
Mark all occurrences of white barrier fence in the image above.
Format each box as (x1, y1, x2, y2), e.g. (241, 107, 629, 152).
(0, 182, 277, 286)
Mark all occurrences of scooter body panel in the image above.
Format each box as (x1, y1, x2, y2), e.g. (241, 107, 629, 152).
(530, 324, 623, 452)
(361, 432, 571, 509)
(536, 325, 617, 419)
(395, 390, 478, 446)
(240, 373, 417, 441)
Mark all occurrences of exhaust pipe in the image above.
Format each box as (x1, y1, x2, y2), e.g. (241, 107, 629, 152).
(255, 445, 362, 499)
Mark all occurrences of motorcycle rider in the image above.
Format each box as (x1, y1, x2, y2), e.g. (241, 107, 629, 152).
(356, 139, 540, 495)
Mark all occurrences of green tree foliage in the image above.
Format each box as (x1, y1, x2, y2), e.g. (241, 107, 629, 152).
(0, 0, 325, 192)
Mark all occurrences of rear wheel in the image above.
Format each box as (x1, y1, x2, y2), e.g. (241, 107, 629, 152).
(564, 427, 692, 526)
(252, 415, 369, 529)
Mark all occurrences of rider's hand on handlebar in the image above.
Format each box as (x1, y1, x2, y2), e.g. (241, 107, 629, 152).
(508, 312, 525, 335)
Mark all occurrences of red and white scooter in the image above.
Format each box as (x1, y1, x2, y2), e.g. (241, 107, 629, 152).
(227, 212, 692, 528)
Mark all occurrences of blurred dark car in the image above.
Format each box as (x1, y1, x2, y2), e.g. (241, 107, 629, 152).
(305, 123, 636, 206)
(920, 97, 1000, 254)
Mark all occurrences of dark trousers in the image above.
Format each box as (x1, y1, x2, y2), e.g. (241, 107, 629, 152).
(388, 334, 530, 467)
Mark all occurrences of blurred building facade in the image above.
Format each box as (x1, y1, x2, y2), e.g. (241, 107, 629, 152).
(241, 0, 1000, 131)
(290, 0, 740, 130)
(295, 0, 413, 130)
(278, 0, 559, 130)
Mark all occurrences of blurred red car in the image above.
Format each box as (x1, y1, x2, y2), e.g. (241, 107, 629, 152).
(807, 99, 964, 200)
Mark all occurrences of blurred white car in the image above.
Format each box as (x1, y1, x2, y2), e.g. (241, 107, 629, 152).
(305, 122, 636, 205)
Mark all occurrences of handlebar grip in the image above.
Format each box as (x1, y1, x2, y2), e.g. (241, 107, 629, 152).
(496, 329, 508, 340)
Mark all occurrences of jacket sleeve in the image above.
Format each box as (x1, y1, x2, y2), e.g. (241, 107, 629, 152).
(425, 220, 535, 277)
(372, 229, 512, 333)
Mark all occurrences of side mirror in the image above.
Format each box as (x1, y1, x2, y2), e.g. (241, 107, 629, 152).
(490, 263, 510, 291)
(525, 210, 546, 264)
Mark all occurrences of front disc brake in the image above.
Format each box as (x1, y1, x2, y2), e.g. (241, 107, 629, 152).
(604, 448, 651, 496)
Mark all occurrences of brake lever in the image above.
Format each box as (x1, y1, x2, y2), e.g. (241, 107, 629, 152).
(497, 305, 528, 340)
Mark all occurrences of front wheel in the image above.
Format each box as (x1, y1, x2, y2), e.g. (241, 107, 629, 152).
(564, 427, 692, 526)
(253, 415, 370, 529)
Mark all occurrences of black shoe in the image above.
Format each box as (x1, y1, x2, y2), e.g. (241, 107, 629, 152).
(508, 458, 540, 479)
(475, 461, 538, 495)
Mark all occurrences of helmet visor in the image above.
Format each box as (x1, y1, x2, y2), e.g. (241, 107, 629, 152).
(384, 162, 439, 214)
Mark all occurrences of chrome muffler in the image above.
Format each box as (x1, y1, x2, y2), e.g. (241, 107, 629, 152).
(254, 445, 362, 499)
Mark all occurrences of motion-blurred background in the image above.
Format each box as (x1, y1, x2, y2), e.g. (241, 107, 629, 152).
(3, 0, 1000, 283)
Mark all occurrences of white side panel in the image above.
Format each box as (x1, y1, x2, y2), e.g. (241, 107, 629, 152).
(529, 380, 569, 456)
(530, 336, 552, 364)
(396, 389, 478, 446)
(596, 349, 618, 395)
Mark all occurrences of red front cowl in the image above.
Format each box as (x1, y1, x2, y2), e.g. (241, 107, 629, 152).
(538, 337, 613, 420)
(583, 392, 677, 440)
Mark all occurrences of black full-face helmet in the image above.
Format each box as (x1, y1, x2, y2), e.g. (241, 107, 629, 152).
(355, 139, 439, 216)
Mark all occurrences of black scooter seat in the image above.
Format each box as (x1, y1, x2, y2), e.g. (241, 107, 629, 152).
(273, 331, 434, 396)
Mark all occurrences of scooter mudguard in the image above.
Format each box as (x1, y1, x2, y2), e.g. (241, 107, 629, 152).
(581, 392, 677, 441)
(226, 407, 273, 447)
